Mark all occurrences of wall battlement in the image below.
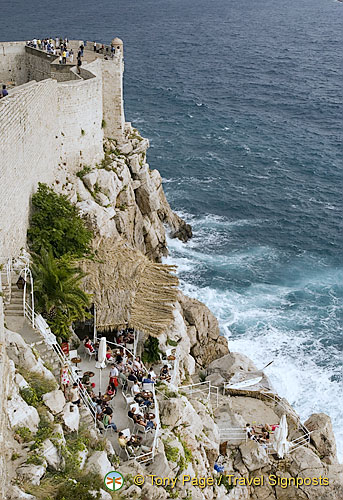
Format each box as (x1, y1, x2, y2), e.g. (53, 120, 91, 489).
(0, 38, 125, 261)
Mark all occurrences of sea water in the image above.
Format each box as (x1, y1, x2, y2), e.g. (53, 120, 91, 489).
(5, 0, 343, 460)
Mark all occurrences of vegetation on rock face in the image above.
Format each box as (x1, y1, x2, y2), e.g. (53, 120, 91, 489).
(31, 250, 91, 339)
(28, 183, 93, 260)
(142, 336, 161, 364)
(18, 369, 57, 407)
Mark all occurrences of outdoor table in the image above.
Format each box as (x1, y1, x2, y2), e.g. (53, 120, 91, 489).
(84, 371, 95, 377)
(102, 394, 112, 402)
(71, 357, 82, 367)
(145, 412, 155, 420)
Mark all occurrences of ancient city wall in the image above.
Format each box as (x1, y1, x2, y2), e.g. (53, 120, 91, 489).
(0, 79, 58, 259)
(0, 42, 28, 85)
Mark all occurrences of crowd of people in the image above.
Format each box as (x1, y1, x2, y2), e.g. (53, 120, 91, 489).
(26, 37, 75, 64)
(246, 422, 278, 447)
(65, 334, 173, 457)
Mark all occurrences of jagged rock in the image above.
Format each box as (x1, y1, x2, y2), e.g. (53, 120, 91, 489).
(83, 171, 98, 190)
(208, 352, 257, 379)
(132, 180, 141, 190)
(96, 169, 122, 202)
(304, 413, 338, 464)
(289, 445, 324, 478)
(16, 463, 46, 486)
(7, 392, 40, 433)
(95, 192, 111, 206)
(135, 176, 161, 215)
(104, 439, 115, 456)
(42, 389, 65, 415)
(140, 482, 168, 500)
(6, 485, 37, 499)
(128, 154, 141, 174)
(62, 402, 80, 432)
(5, 329, 55, 381)
(15, 373, 29, 389)
(53, 424, 66, 447)
(77, 199, 119, 238)
(133, 137, 149, 155)
(178, 292, 229, 367)
(42, 439, 61, 470)
(76, 177, 92, 200)
(239, 440, 269, 471)
(206, 372, 226, 388)
(118, 141, 133, 155)
(121, 484, 141, 498)
(78, 447, 88, 470)
(85, 451, 112, 477)
(160, 397, 203, 435)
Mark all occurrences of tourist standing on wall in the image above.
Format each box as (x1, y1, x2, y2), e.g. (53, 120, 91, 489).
(62, 50, 67, 64)
(69, 49, 74, 63)
(93, 41, 97, 52)
(77, 55, 82, 74)
(0, 85, 8, 99)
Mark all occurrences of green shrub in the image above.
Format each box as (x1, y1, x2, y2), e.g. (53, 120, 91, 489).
(31, 416, 55, 450)
(167, 338, 178, 347)
(142, 336, 161, 364)
(163, 442, 179, 463)
(76, 165, 92, 179)
(20, 387, 39, 408)
(27, 183, 93, 260)
(15, 427, 33, 442)
(26, 453, 44, 465)
(18, 369, 57, 401)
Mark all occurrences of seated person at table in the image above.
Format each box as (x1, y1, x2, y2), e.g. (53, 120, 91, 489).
(136, 370, 144, 382)
(159, 365, 171, 381)
(135, 393, 152, 408)
(149, 367, 157, 380)
(133, 356, 143, 371)
(128, 406, 137, 420)
(106, 381, 116, 397)
(102, 413, 117, 431)
(84, 336, 95, 351)
(106, 346, 114, 361)
(142, 373, 155, 384)
(118, 432, 128, 448)
(145, 418, 156, 430)
(131, 382, 141, 396)
(135, 414, 147, 427)
(109, 363, 119, 379)
(127, 372, 137, 384)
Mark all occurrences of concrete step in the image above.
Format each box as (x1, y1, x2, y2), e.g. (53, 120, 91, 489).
(4, 310, 23, 317)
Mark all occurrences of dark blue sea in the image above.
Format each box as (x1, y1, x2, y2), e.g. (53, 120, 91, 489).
(4, 0, 343, 459)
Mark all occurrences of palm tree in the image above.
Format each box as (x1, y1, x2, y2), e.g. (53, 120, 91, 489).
(31, 250, 91, 337)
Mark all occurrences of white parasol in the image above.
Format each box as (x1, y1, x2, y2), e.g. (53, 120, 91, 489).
(273, 414, 290, 458)
(95, 336, 107, 393)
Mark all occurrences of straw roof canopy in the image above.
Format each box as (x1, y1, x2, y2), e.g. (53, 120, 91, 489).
(81, 237, 179, 336)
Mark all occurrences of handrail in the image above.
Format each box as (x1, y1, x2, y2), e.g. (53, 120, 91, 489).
(23, 302, 97, 425)
(19, 266, 35, 327)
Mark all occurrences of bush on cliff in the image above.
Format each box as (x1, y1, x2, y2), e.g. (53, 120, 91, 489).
(32, 250, 91, 340)
(28, 183, 93, 260)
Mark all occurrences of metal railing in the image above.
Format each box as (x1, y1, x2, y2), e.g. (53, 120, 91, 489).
(19, 266, 35, 327)
(180, 381, 220, 408)
(218, 427, 247, 443)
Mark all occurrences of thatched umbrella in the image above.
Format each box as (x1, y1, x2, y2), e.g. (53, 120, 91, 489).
(81, 236, 179, 337)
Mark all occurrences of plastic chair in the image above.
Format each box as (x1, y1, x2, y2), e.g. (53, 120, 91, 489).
(85, 346, 96, 361)
(136, 423, 152, 438)
(123, 393, 134, 408)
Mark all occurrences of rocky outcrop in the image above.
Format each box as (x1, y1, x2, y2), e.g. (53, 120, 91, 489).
(178, 291, 229, 367)
(304, 413, 338, 464)
(85, 451, 112, 477)
(5, 329, 55, 382)
(58, 128, 191, 263)
(42, 389, 66, 415)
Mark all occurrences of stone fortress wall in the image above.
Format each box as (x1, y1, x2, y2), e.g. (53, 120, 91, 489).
(0, 38, 125, 260)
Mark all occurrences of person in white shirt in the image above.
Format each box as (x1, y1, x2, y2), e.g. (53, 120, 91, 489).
(109, 364, 119, 378)
(149, 367, 157, 380)
(131, 382, 141, 396)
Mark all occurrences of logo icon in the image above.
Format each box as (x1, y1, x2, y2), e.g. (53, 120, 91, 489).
(104, 471, 124, 491)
